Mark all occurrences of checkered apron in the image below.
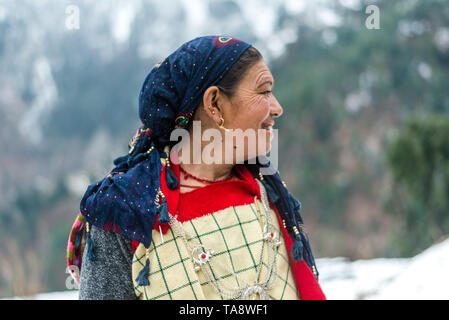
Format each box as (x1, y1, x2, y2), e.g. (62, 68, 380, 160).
(132, 197, 299, 300)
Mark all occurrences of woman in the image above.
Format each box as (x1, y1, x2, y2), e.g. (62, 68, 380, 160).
(66, 35, 326, 300)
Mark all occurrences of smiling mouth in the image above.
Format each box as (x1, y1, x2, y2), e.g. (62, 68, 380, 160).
(261, 122, 274, 133)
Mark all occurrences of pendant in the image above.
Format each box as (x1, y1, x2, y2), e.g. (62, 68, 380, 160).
(242, 285, 269, 300)
(191, 245, 214, 272)
(263, 225, 282, 247)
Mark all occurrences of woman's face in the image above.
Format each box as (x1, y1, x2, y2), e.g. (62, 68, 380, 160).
(223, 59, 283, 161)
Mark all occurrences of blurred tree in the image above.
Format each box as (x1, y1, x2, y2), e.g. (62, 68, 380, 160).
(270, 0, 449, 258)
(385, 113, 449, 256)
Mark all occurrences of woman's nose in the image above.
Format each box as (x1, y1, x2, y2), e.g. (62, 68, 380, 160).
(271, 94, 283, 118)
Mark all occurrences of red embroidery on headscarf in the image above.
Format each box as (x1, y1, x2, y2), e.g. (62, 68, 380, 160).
(213, 36, 243, 48)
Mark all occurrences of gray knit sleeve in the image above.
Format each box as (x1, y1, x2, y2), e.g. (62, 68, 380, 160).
(78, 224, 138, 300)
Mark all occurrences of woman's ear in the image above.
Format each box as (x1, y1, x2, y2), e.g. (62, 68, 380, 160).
(202, 86, 221, 118)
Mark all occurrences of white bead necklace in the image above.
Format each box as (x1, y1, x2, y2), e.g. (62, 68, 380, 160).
(168, 179, 281, 300)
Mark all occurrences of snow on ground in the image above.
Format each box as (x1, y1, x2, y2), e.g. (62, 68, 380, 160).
(318, 237, 449, 300)
(316, 257, 410, 300)
(366, 238, 449, 300)
(4, 238, 449, 300)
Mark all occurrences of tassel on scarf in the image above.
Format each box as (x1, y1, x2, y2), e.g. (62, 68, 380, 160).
(291, 235, 304, 262)
(86, 222, 96, 261)
(291, 224, 305, 261)
(157, 196, 170, 224)
(290, 195, 302, 212)
(165, 166, 179, 190)
(161, 148, 179, 190)
(135, 249, 151, 286)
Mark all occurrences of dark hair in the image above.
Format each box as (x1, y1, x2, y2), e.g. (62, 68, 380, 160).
(216, 46, 263, 98)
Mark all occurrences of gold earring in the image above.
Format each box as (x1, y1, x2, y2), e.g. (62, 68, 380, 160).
(219, 116, 229, 131)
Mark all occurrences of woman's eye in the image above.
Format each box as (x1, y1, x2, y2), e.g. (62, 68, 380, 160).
(262, 90, 272, 97)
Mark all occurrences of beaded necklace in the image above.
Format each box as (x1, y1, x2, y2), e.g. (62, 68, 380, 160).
(179, 165, 235, 184)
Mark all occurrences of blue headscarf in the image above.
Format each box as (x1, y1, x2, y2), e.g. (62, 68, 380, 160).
(79, 35, 319, 282)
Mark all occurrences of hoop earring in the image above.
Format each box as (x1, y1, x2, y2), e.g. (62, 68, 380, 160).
(219, 116, 229, 131)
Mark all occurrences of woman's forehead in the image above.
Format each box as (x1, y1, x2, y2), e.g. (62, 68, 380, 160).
(245, 61, 274, 86)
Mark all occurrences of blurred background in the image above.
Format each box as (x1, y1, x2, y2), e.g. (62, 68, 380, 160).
(1, 0, 449, 299)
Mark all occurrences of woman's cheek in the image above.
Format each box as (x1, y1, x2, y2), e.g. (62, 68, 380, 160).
(259, 96, 271, 112)
(234, 95, 269, 131)
(250, 97, 270, 121)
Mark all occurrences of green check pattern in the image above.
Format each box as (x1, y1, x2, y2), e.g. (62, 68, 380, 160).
(132, 199, 299, 300)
